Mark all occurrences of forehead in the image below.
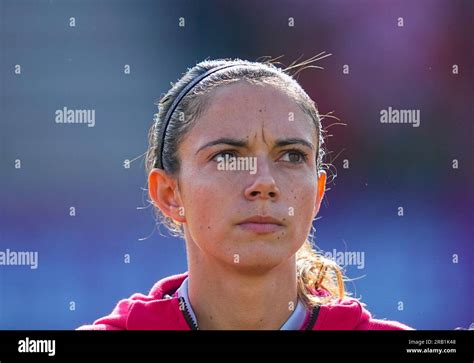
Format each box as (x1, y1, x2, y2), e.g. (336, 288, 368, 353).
(187, 81, 316, 142)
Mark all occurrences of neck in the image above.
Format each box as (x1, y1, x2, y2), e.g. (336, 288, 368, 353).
(186, 247, 298, 330)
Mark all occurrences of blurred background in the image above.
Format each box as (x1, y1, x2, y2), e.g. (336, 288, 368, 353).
(1, 0, 472, 329)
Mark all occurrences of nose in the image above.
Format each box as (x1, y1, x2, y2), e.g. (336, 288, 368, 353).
(244, 160, 280, 201)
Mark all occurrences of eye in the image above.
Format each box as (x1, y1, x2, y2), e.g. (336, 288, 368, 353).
(211, 150, 238, 162)
(279, 149, 308, 164)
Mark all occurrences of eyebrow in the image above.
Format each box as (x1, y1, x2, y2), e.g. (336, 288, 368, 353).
(195, 137, 314, 155)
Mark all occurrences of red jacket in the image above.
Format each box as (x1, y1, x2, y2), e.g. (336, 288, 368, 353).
(77, 272, 413, 330)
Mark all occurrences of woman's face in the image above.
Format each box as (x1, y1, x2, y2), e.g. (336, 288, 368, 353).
(155, 81, 326, 273)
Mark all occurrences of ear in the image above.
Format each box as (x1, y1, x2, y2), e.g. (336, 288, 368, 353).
(313, 170, 327, 218)
(148, 168, 186, 223)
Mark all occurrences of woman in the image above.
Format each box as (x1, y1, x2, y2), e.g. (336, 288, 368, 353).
(78, 57, 413, 330)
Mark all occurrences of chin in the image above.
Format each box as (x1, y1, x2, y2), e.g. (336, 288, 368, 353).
(229, 261, 282, 276)
(221, 247, 291, 275)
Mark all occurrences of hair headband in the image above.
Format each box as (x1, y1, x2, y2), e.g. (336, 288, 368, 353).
(155, 63, 249, 170)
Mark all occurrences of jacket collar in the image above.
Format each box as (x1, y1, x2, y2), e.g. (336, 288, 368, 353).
(126, 272, 326, 330)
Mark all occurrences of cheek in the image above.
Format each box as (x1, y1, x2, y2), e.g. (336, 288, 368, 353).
(180, 171, 236, 236)
(286, 174, 317, 208)
(285, 178, 318, 232)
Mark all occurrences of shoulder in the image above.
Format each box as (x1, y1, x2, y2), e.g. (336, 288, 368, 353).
(314, 297, 414, 330)
(76, 292, 149, 330)
(76, 272, 189, 330)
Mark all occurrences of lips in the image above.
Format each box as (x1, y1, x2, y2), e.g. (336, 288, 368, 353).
(237, 215, 283, 225)
(237, 215, 284, 234)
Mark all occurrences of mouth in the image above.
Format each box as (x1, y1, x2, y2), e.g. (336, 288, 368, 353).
(236, 215, 284, 234)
